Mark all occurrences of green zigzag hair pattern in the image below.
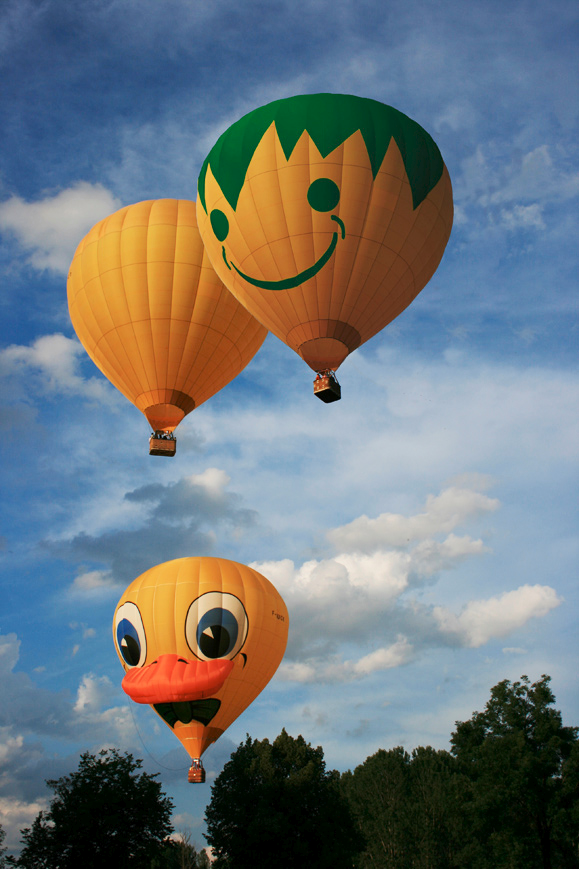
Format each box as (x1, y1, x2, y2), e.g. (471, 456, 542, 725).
(198, 93, 444, 214)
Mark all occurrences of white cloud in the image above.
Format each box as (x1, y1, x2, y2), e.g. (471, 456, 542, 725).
(0, 333, 112, 402)
(0, 728, 24, 764)
(0, 796, 49, 852)
(457, 143, 579, 229)
(71, 570, 116, 592)
(433, 584, 562, 647)
(328, 487, 499, 552)
(74, 674, 116, 714)
(486, 146, 579, 206)
(251, 482, 565, 682)
(409, 533, 490, 578)
(500, 203, 546, 231)
(0, 182, 121, 273)
(187, 467, 230, 497)
(0, 630, 132, 746)
(278, 636, 414, 684)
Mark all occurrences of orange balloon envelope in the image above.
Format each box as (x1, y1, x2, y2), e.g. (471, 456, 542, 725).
(67, 199, 267, 449)
(113, 557, 288, 782)
(197, 94, 453, 400)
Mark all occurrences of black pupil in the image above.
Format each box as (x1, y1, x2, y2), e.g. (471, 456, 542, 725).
(121, 635, 141, 666)
(199, 625, 231, 658)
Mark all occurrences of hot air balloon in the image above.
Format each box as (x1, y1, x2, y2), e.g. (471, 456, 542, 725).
(113, 556, 288, 783)
(197, 93, 453, 402)
(67, 199, 267, 454)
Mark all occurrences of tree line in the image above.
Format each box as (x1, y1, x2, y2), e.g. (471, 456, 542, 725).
(3, 675, 577, 868)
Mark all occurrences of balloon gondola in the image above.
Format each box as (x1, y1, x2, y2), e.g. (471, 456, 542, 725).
(67, 199, 267, 453)
(196, 93, 453, 401)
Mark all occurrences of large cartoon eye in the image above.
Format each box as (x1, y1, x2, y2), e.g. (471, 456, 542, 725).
(210, 209, 230, 241)
(307, 178, 340, 212)
(185, 592, 248, 661)
(114, 602, 147, 668)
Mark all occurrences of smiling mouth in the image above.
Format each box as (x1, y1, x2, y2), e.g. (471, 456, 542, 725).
(154, 699, 221, 728)
(222, 215, 346, 291)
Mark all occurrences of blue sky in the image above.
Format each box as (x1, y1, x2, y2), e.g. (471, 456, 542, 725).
(0, 0, 577, 856)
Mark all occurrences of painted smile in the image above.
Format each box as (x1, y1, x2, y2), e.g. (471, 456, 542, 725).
(154, 698, 221, 728)
(222, 215, 346, 291)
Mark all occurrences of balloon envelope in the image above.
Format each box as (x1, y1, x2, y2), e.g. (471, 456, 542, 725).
(113, 557, 288, 764)
(197, 93, 453, 374)
(68, 199, 267, 434)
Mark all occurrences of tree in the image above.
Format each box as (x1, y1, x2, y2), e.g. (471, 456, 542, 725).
(12, 749, 174, 868)
(205, 729, 364, 868)
(152, 833, 211, 869)
(341, 745, 463, 869)
(341, 746, 411, 868)
(451, 674, 579, 869)
(0, 824, 7, 869)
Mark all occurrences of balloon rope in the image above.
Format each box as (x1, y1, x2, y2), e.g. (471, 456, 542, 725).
(128, 703, 189, 772)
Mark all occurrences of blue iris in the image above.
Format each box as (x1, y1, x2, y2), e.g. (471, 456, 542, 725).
(117, 618, 141, 666)
(197, 608, 239, 659)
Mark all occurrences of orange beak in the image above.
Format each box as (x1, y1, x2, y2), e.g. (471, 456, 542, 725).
(121, 654, 234, 705)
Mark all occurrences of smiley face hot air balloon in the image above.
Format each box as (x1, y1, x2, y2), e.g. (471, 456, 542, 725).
(67, 200, 267, 454)
(197, 94, 453, 402)
(113, 557, 288, 782)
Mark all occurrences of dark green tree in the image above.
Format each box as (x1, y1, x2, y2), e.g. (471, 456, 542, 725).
(0, 823, 7, 869)
(12, 749, 174, 868)
(406, 746, 463, 869)
(151, 833, 211, 868)
(342, 745, 463, 869)
(451, 674, 579, 869)
(205, 728, 364, 868)
(341, 746, 411, 868)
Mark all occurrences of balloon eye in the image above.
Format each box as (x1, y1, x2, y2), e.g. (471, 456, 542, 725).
(197, 608, 238, 658)
(186, 592, 248, 661)
(210, 209, 229, 241)
(114, 602, 147, 668)
(307, 178, 340, 212)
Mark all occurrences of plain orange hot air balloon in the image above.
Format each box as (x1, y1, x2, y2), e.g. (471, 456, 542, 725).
(67, 199, 267, 454)
(197, 94, 453, 402)
(113, 557, 288, 782)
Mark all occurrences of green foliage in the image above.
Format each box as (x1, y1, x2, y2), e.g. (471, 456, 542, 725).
(12, 749, 174, 869)
(0, 824, 7, 869)
(342, 745, 462, 868)
(342, 675, 578, 869)
(205, 728, 364, 868)
(451, 675, 579, 869)
(151, 833, 209, 869)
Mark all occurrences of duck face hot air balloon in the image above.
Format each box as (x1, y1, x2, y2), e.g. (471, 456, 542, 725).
(67, 200, 267, 455)
(197, 94, 453, 402)
(113, 557, 288, 783)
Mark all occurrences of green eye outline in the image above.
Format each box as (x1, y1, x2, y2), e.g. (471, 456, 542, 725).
(307, 178, 340, 212)
(210, 209, 229, 241)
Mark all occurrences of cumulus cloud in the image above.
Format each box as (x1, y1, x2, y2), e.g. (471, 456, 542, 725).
(252, 483, 561, 683)
(0, 333, 112, 402)
(459, 144, 579, 211)
(0, 648, 133, 852)
(433, 585, 562, 647)
(74, 674, 118, 714)
(0, 631, 130, 744)
(48, 471, 259, 587)
(0, 182, 121, 273)
(327, 486, 499, 552)
(70, 570, 116, 593)
(279, 636, 415, 684)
